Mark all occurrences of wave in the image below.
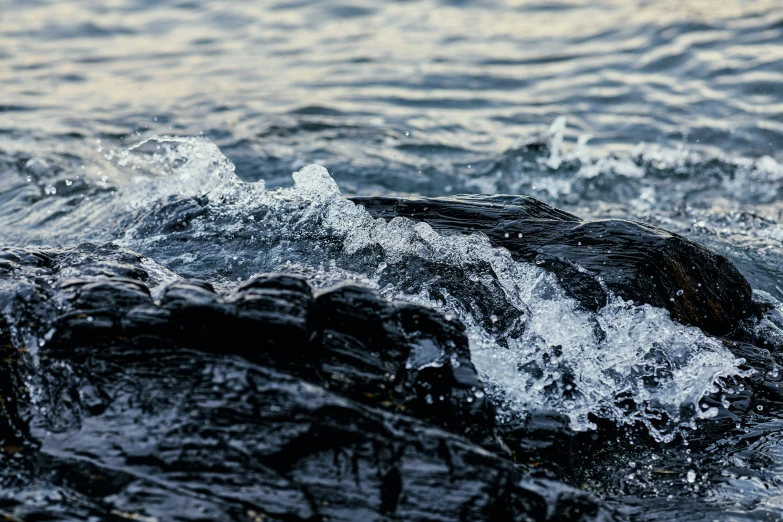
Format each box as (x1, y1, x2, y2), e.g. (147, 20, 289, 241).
(94, 137, 764, 440)
(4, 133, 777, 441)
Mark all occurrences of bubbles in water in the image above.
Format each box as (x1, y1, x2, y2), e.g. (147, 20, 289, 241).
(292, 164, 341, 203)
(102, 138, 745, 442)
(543, 116, 566, 170)
(256, 164, 741, 440)
(119, 135, 248, 207)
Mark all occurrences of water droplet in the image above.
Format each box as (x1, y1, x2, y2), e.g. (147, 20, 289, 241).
(702, 407, 719, 418)
(490, 314, 499, 323)
(676, 289, 684, 296)
(686, 470, 696, 483)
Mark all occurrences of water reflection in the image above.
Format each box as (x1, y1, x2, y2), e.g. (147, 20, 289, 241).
(2, 0, 781, 157)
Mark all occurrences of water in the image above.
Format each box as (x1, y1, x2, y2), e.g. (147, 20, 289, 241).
(2, 1, 783, 520)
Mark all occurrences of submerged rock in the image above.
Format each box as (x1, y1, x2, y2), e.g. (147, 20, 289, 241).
(351, 194, 754, 336)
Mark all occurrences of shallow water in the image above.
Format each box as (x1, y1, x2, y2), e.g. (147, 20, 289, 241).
(2, 1, 783, 520)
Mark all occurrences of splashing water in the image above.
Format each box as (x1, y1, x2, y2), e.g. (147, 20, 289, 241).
(106, 137, 746, 442)
(116, 135, 248, 205)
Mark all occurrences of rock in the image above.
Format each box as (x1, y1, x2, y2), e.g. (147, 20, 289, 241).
(18, 353, 619, 522)
(0, 246, 620, 521)
(350, 194, 755, 336)
(125, 194, 210, 236)
(49, 272, 496, 443)
(2, 241, 779, 521)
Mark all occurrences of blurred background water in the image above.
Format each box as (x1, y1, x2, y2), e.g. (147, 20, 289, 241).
(2, 0, 781, 162)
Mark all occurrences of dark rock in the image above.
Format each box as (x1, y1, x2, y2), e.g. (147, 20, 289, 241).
(3, 240, 778, 521)
(125, 194, 210, 236)
(312, 285, 494, 441)
(47, 272, 497, 443)
(0, 247, 621, 521)
(19, 351, 619, 521)
(350, 194, 754, 336)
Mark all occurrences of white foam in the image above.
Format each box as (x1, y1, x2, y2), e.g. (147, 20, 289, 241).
(277, 164, 742, 441)
(117, 135, 248, 207)
(114, 138, 746, 442)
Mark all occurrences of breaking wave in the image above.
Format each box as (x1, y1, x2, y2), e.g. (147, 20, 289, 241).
(84, 136, 748, 442)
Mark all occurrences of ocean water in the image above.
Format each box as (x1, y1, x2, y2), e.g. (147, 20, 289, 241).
(2, 1, 783, 520)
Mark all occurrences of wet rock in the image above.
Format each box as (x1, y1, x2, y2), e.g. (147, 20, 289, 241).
(48, 273, 496, 443)
(18, 353, 619, 522)
(313, 285, 493, 440)
(4, 242, 779, 522)
(351, 194, 754, 336)
(0, 245, 495, 442)
(126, 194, 210, 236)
(0, 248, 620, 521)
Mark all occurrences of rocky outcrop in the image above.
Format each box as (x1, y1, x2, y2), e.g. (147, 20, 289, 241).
(0, 192, 778, 521)
(351, 194, 755, 336)
(0, 244, 619, 522)
(51, 273, 496, 443)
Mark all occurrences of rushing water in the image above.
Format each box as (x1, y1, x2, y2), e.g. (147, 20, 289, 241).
(2, 1, 783, 520)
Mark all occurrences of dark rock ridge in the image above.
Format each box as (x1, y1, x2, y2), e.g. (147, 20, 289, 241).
(0, 205, 779, 521)
(351, 194, 755, 336)
(53, 274, 496, 443)
(0, 243, 618, 522)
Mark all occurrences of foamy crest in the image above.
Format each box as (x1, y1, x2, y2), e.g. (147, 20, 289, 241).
(116, 135, 248, 207)
(272, 164, 743, 441)
(112, 137, 745, 442)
